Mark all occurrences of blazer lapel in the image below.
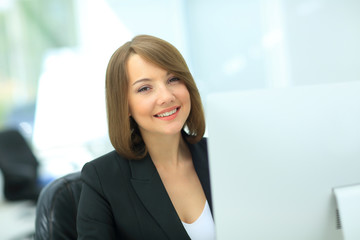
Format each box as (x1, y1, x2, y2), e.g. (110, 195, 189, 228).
(129, 154, 190, 240)
(188, 139, 213, 213)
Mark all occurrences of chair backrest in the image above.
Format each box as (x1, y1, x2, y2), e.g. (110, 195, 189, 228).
(35, 171, 82, 240)
(0, 129, 40, 201)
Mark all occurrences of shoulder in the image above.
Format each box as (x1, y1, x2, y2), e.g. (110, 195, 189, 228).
(197, 137, 208, 149)
(81, 150, 131, 192)
(82, 150, 128, 173)
(191, 137, 208, 155)
(187, 137, 209, 168)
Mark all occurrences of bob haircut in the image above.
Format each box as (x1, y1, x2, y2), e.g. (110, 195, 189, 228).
(106, 35, 205, 160)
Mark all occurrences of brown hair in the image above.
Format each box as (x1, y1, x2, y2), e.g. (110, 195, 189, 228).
(105, 35, 205, 159)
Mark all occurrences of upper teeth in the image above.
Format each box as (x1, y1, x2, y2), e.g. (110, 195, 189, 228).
(157, 108, 177, 117)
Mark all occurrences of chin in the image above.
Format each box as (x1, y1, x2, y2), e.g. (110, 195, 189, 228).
(161, 125, 184, 136)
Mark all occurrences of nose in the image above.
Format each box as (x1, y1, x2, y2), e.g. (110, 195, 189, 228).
(157, 85, 175, 106)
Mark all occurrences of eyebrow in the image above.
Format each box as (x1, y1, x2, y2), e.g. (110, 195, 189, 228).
(132, 78, 150, 86)
(132, 72, 172, 86)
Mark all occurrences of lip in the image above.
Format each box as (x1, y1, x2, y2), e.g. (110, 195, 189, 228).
(154, 106, 181, 121)
(154, 106, 180, 116)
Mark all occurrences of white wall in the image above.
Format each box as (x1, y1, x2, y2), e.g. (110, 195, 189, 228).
(185, 0, 360, 97)
(283, 0, 360, 85)
(32, 0, 360, 176)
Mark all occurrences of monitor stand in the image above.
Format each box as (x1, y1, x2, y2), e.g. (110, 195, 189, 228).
(333, 184, 360, 240)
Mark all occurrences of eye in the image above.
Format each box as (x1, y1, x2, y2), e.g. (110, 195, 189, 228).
(137, 86, 151, 93)
(168, 77, 180, 84)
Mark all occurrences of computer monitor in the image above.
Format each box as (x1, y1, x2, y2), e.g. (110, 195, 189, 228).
(206, 81, 360, 240)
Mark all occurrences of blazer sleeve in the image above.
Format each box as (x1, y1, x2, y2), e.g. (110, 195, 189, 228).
(77, 162, 118, 239)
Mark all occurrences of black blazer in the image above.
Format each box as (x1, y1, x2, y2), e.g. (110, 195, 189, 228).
(77, 138, 212, 240)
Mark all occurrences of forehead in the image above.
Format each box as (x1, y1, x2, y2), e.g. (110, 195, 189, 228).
(127, 54, 168, 84)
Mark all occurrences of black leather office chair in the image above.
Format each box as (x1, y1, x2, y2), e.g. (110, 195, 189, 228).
(0, 128, 41, 201)
(35, 171, 82, 240)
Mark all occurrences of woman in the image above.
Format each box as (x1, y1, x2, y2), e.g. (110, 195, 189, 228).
(77, 35, 215, 240)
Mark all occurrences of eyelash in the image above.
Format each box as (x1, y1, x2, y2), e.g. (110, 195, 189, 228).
(137, 86, 151, 93)
(168, 77, 180, 83)
(136, 77, 181, 93)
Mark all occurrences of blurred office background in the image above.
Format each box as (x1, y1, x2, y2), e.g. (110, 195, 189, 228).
(0, 0, 359, 239)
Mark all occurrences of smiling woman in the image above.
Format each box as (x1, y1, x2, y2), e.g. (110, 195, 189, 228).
(127, 53, 191, 141)
(105, 35, 205, 160)
(77, 35, 215, 240)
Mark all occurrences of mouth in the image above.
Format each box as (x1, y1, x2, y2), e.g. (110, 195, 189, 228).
(154, 107, 180, 118)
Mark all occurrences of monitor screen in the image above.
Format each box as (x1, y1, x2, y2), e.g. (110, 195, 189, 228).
(206, 81, 360, 240)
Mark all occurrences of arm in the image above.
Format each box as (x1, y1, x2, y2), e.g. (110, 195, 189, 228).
(77, 162, 118, 239)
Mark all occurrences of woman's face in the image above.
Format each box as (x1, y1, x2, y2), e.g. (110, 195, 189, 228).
(127, 54, 191, 138)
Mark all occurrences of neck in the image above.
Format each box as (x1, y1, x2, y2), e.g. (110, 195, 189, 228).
(141, 131, 190, 169)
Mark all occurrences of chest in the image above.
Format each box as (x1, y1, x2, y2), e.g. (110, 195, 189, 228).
(158, 166, 207, 224)
(108, 170, 194, 240)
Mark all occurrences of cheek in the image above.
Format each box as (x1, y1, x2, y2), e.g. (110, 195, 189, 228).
(128, 96, 153, 120)
(180, 87, 191, 107)
(128, 93, 142, 116)
(129, 102, 145, 118)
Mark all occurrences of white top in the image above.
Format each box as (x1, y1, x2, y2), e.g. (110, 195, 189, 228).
(181, 200, 216, 240)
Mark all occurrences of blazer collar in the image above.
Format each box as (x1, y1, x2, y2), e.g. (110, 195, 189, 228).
(128, 139, 211, 240)
(187, 139, 212, 212)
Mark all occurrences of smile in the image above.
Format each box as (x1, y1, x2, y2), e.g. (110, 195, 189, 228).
(154, 107, 180, 118)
